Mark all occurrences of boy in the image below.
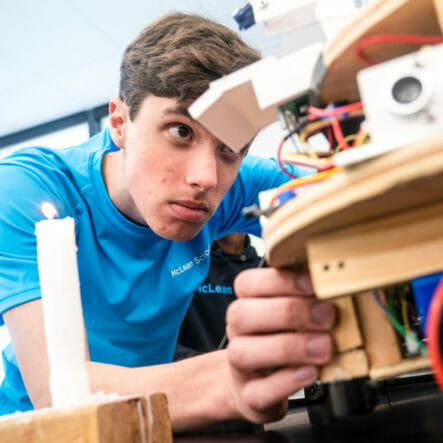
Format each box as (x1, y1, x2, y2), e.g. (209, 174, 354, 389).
(0, 12, 334, 432)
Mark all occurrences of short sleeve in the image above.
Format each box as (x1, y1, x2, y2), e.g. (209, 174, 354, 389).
(0, 159, 71, 324)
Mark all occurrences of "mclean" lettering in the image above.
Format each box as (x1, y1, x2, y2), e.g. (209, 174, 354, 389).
(198, 283, 233, 295)
(170, 261, 194, 278)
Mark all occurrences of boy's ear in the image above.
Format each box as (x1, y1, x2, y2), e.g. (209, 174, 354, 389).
(108, 97, 129, 149)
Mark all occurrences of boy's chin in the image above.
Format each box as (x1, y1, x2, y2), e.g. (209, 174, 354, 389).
(151, 222, 204, 242)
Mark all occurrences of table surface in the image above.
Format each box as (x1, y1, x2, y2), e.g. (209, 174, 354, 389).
(175, 376, 443, 443)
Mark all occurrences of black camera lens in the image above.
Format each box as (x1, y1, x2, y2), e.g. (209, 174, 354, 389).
(392, 76, 422, 104)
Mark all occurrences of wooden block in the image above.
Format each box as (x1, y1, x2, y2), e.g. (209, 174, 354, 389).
(320, 349, 369, 383)
(0, 393, 172, 443)
(369, 355, 431, 380)
(307, 201, 443, 298)
(330, 296, 363, 353)
(354, 291, 402, 369)
(320, 296, 365, 384)
(319, 0, 443, 104)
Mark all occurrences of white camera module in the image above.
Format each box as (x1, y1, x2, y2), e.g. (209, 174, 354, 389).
(385, 70, 432, 116)
(357, 43, 443, 150)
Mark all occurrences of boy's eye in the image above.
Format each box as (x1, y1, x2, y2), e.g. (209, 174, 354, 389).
(220, 145, 241, 159)
(169, 124, 192, 141)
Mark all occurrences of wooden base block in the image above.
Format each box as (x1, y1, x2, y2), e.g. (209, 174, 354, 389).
(0, 393, 172, 443)
(320, 349, 369, 383)
(354, 291, 402, 369)
(330, 296, 363, 353)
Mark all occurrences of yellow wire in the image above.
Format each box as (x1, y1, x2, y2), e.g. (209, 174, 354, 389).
(298, 110, 366, 156)
(354, 131, 370, 147)
(400, 293, 411, 332)
(298, 120, 328, 158)
(270, 167, 341, 206)
(299, 120, 329, 143)
(281, 152, 334, 169)
(334, 134, 357, 153)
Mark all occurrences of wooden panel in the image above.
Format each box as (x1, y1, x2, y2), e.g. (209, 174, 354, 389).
(369, 356, 430, 380)
(330, 296, 363, 353)
(354, 291, 402, 369)
(0, 393, 172, 443)
(320, 296, 364, 383)
(97, 394, 171, 443)
(434, 0, 443, 29)
(306, 201, 443, 298)
(319, 0, 442, 104)
(320, 349, 369, 383)
(264, 134, 443, 268)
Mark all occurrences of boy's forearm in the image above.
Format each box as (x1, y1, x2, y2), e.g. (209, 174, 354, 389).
(87, 350, 238, 433)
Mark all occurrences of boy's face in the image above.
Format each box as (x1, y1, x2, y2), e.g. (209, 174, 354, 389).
(107, 95, 249, 241)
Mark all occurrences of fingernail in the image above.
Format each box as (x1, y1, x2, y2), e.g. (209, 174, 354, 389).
(296, 273, 313, 293)
(307, 336, 331, 358)
(295, 366, 317, 382)
(311, 302, 334, 326)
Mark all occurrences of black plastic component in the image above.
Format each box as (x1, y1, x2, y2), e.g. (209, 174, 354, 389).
(326, 377, 377, 417)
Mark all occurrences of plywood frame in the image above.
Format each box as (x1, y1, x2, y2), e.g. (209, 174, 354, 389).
(264, 134, 443, 268)
(307, 201, 443, 299)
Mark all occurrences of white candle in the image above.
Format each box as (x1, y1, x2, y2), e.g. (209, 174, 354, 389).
(35, 202, 90, 407)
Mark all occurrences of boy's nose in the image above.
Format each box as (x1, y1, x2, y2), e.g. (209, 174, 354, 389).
(186, 156, 218, 191)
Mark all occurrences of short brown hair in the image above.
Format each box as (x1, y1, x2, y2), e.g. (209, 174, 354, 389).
(119, 12, 261, 120)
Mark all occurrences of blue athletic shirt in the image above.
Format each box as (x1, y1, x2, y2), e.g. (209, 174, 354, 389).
(0, 128, 299, 414)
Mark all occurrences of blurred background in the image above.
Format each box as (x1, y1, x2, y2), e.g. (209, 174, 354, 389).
(0, 0, 330, 153)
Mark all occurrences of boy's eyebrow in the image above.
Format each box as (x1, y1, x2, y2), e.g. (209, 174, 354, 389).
(162, 106, 193, 119)
(163, 104, 252, 153)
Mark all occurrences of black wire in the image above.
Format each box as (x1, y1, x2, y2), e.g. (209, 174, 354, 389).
(283, 118, 309, 142)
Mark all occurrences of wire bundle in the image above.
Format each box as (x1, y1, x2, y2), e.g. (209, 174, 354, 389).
(272, 33, 443, 208)
(373, 290, 427, 354)
(273, 101, 366, 207)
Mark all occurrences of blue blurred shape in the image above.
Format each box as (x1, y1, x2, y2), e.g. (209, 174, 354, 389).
(277, 189, 296, 204)
(411, 272, 443, 335)
(233, 3, 256, 30)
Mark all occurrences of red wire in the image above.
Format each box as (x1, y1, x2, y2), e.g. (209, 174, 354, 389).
(327, 127, 333, 153)
(277, 137, 299, 180)
(330, 116, 350, 150)
(428, 278, 443, 391)
(308, 101, 363, 119)
(356, 34, 443, 65)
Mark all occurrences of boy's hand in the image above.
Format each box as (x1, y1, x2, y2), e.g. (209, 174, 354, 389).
(226, 267, 335, 423)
